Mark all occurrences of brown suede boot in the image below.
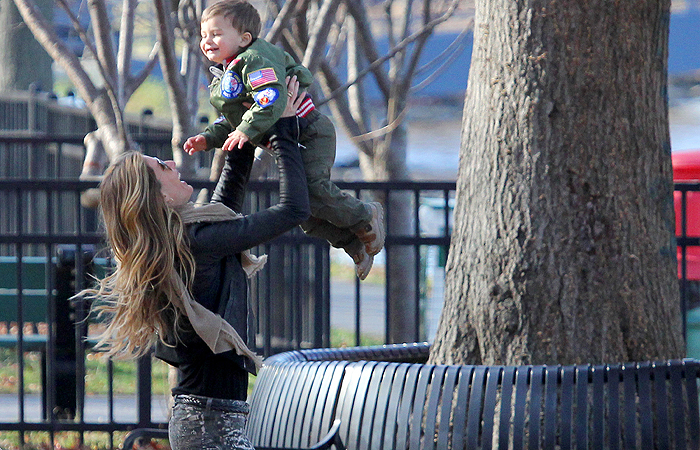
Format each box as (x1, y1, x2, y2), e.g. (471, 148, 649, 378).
(354, 202, 385, 256)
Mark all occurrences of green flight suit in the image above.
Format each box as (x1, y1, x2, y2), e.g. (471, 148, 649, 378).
(201, 39, 371, 253)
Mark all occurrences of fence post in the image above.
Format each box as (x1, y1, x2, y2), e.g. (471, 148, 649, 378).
(44, 245, 94, 420)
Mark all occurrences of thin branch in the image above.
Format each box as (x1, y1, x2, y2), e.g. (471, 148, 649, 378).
(302, 0, 342, 72)
(403, 0, 461, 87)
(411, 20, 472, 92)
(343, 0, 391, 99)
(317, 0, 460, 107)
(265, 0, 297, 44)
(117, 0, 137, 106)
(349, 105, 408, 144)
(326, 7, 348, 68)
(86, 0, 118, 85)
(12, 0, 98, 103)
(415, 17, 471, 76)
(319, 61, 374, 155)
(125, 42, 160, 99)
(55, 0, 127, 143)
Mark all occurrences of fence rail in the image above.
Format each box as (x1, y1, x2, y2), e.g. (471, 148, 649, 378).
(0, 122, 695, 448)
(0, 175, 455, 448)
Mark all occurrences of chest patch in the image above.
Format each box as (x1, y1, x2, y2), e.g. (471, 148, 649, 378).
(253, 88, 279, 108)
(221, 71, 243, 99)
(248, 68, 278, 89)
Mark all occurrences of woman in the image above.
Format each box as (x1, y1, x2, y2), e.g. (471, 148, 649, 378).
(83, 78, 309, 449)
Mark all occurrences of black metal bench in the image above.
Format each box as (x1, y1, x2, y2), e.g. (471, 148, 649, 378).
(123, 343, 700, 449)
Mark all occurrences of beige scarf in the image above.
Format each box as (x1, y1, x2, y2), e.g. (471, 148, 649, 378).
(171, 202, 266, 369)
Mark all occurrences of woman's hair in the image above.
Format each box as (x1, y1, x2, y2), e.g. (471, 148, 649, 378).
(84, 151, 195, 358)
(202, 0, 261, 39)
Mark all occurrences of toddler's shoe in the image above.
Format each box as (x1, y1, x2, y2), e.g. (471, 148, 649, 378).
(352, 247, 374, 281)
(355, 202, 385, 256)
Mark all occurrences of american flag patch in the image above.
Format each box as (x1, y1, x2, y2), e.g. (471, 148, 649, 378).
(248, 68, 278, 88)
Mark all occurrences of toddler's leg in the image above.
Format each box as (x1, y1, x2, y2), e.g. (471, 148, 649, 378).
(300, 112, 385, 256)
(301, 217, 373, 280)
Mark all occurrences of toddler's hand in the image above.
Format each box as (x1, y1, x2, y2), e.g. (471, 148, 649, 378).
(223, 130, 250, 151)
(184, 135, 207, 155)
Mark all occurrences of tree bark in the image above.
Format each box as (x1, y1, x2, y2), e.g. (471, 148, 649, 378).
(0, 0, 53, 92)
(430, 0, 684, 366)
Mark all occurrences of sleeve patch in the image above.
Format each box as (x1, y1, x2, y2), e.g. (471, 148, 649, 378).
(248, 68, 278, 89)
(253, 88, 279, 108)
(221, 72, 243, 99)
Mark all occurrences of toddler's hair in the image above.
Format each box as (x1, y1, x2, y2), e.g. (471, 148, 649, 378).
(202, 0, 261, 39)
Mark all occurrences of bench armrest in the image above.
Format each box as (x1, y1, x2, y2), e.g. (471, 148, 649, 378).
(309, 419, 344, 450)
(257, 419, 345, 450)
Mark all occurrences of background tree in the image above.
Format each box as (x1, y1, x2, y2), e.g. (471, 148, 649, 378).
(264, 0, 468, 342)
(12, 0, 203, 187)
(0, 0, 53, 91)
(430, 0, 684, 366)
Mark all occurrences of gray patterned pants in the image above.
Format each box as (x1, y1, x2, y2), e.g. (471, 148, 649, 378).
(169, 394, 255, 450)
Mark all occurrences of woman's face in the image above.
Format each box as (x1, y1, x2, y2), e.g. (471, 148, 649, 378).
(144, 156, 193, 206)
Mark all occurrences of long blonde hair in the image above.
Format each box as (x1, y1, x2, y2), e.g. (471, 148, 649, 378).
(84, 151, 195, 358)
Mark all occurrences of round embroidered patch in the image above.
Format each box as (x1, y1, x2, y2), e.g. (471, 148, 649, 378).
(222, 72, 243, 99)
(253, 88, 279, 108)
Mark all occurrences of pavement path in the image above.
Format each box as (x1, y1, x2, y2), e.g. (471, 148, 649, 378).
(0, 394, 169, 423)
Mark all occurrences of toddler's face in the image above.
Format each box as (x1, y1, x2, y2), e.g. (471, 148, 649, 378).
(200, 16, 250, 64)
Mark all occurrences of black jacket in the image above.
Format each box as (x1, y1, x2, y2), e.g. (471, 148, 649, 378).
(155, 117, 310, 386)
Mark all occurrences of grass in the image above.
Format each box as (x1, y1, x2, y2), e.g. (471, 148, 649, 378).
(0, 349, 171, 396)
(0, 430, 163, 450)
(0, 329, 382, 449)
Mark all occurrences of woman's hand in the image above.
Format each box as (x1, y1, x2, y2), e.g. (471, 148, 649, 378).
(281, 76, 305, 118)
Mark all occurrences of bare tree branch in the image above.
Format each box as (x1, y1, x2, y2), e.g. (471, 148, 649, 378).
(302, 0, 341, 72)
(12, 0, 103, 106)
(343, 0, 391, 99)
(117, 0, 137, 106)
(319, 0, 461, 106)
(87, 0, 117, 85)
(403, 0, 461, 88)
(125, 42, 160, 99)
(319, 61, 373, 155)
(265, 0, 296, 43)
(412, 19, 472, 92)
(55, 0, 128, 144)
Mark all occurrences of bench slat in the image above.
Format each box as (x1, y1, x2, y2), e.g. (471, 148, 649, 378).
(299, 361, 331, 448)
(381, 363, 410, 450)
(393, 364, 420, 450)
(480, 366, 501, 449)
(528, 366, 544, 449)
(669, 362, 687, 449)
(314, 362, 348, 446)
(465, 365, 486, 450)
(637, 363, 654, 449)
(590, 365, 606, 449)
(622, 363, 638, 449)
(436, 366, 459, 450)
(512, 366, 529, 450)
(686, 361, 700, 449)
(422, 365, 446, 450)
(356, 361, 387, 450)
(368, 362, 397, 449)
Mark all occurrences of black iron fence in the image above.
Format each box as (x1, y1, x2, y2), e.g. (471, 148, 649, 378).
(0, 125, 695, 448)
(0, 173, 455, 448)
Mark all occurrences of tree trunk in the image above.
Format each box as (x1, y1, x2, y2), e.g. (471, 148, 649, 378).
(0, 0, 52, 92)
(359, 118, 419, 343)
(430, 0, 684, 366)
